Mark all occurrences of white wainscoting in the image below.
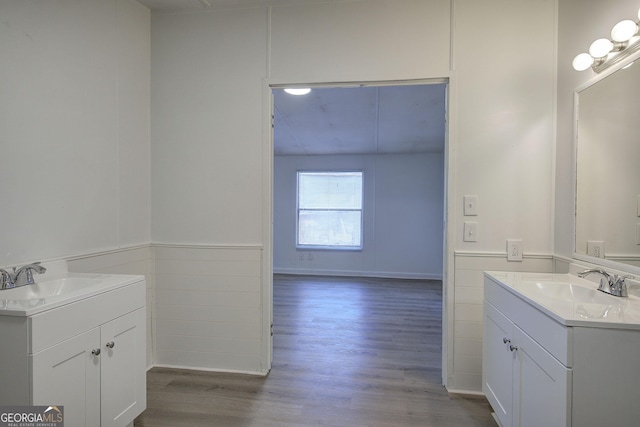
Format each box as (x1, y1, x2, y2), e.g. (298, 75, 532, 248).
(67, 245, 154, 368)
(153, 244, 264, 374)
(449, 251, 553, 393)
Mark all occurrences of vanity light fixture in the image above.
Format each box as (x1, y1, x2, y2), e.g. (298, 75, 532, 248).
(284, 88, 311, 95)
(572, 6, 640, 73)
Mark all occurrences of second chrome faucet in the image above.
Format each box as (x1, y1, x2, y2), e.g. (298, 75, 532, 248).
(578, 268, 629, 297)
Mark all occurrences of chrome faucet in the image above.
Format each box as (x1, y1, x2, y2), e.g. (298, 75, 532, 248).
(0, 269, 14, 290)
(577, 268, 629, 297)
(12, 262, 47, 287)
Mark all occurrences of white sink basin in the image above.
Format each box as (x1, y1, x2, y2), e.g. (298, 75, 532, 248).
(516, 281, 616, 305)
(485, 272, 640, 328)
(0, 270, 144, 316)
(1, 277, 102, 300)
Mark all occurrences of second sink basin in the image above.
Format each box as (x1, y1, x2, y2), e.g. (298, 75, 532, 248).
(486, 271, 640, 327)
(516, 281, 616, 305)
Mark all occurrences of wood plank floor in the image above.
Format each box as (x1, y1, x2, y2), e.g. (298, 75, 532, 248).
(135, 275, 496, 426)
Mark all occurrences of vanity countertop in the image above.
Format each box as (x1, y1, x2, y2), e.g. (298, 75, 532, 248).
(0, 272, 144, 317)
(485, 271, 640, 330)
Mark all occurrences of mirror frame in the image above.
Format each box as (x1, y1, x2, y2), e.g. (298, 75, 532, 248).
(572, 48, 640, 275)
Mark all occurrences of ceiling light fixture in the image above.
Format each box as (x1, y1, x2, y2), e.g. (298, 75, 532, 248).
(284, 88, 311, 96)
(572, 6, 640, 73)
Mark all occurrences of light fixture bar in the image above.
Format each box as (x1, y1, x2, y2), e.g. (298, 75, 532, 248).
(572, 7, 640, 73)
(592, 37, 640, 73)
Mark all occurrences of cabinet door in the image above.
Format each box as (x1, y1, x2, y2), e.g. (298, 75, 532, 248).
(101, 308, 146, 427)
(483, 302, 516, 427)
(513, 326, 571, 427)
(31, 327, 101, 427)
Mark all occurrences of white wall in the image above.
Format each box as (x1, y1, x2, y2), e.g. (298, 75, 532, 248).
(269, 0, 451, 83)
(274, 153, 444, 279)
(151, 7, 266, 245)
(448, 0, 557, 391)
(151, 0, 558, 388)
(0, 0, 151, 265)
(0, 0, 560, 390)
(453, 0, 556, 254)
(152, 245, 263, 372)
(150, 0, 454, 375)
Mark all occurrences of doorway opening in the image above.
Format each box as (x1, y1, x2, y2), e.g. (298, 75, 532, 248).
(268, 80, 449, 384)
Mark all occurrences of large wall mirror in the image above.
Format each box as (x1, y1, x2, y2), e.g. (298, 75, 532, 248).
(575, 57, 640, 269)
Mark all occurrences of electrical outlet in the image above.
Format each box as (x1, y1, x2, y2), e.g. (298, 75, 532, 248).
(507, 239, 523, 261)
(307, 253, 313, 260)
(463, 222, 478, 242)
(637, 224, 640, 245)
(463, 195, 478, 216)
(298, 253, 305, 261)
(587, 240, 604, 258)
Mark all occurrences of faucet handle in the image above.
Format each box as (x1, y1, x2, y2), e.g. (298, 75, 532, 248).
(0, 269, 14, 290)
(610, 275, 631, 297)
(13, 262, 46, 287)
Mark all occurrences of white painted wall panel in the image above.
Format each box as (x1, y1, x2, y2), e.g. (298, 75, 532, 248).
(117, 0, 152, 247)
(451, 252, 554, 391)
(0, 0, 150, 265)
(448, 0, 557, 390)
(274, 153, 444, 279)
(453, 0, 556, 254)
(153, 245, 264, 373)
(270, 0, 451, 82)
(150, 8, 266, 245)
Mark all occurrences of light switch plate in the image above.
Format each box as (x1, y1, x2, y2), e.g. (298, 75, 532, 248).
(587, 240, 605, 258)
(463, 222, 478, 242)
(507, 239, 523, 261)
(463, 195, 478, 216)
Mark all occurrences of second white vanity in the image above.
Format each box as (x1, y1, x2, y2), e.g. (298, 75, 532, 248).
(483, 271, 640, 427)
(0, 261, 146, 427)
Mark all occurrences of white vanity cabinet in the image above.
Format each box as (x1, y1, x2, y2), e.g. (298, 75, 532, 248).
(483, 272, 640, 427)
(0, 275, 146, 427)
(483, 301, 571, 427)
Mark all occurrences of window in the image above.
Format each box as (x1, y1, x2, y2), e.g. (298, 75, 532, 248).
(297, 171, 363, 249)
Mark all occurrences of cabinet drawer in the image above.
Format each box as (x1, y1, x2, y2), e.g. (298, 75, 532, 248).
(28, 280, 145, 354)
(485, 277, 572, 366)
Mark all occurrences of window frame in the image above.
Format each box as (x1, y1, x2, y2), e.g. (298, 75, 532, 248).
(295, 170, 364, 251)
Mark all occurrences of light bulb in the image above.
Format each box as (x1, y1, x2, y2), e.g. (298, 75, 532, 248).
(611, 20, 638, 42)
(284, 88, 311, 95)
(572, 53, 594, 71)
(589, 38, 614, 58)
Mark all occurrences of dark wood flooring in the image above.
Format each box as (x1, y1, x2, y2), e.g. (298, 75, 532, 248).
(135, 275, 496, 426)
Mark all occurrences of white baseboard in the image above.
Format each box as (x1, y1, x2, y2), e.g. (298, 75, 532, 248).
(151, 363, 268, 377)
(445, 388, 487, 397)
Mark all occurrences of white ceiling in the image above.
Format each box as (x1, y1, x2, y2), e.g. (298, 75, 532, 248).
(273, 84, 447, 156)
